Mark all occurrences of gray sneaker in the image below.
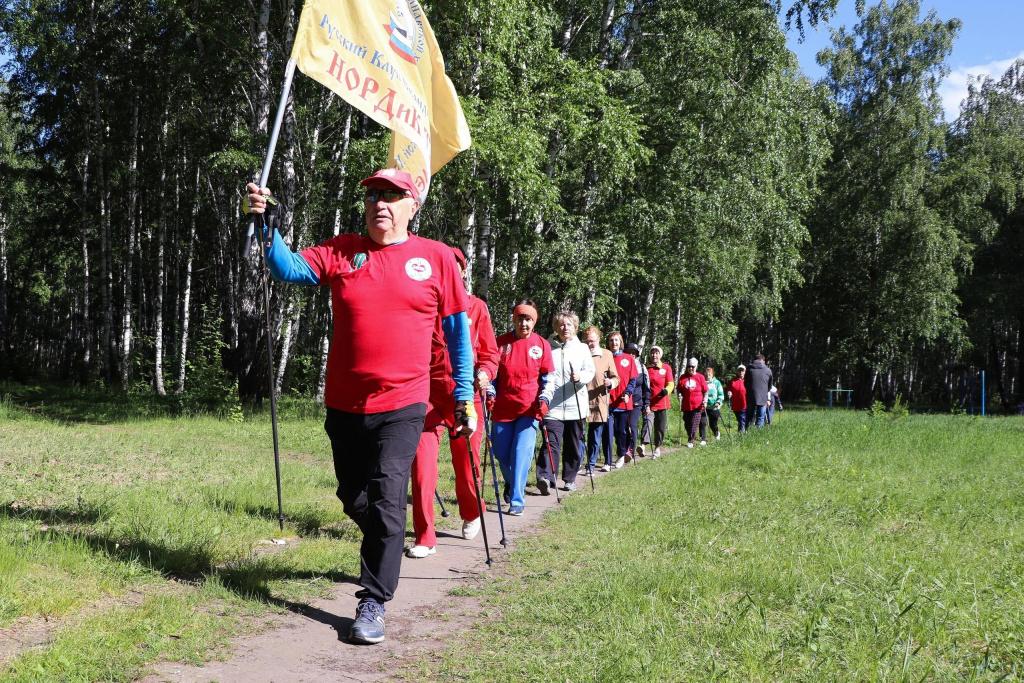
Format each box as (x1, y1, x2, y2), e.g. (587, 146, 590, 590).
(349, 597, 386, 644)
(561, 482, 577, 492)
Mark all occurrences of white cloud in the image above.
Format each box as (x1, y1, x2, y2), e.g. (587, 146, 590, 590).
(940, 52, 1024, 121)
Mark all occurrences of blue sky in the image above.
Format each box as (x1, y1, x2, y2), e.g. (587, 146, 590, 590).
(786, 0, 1024, 120)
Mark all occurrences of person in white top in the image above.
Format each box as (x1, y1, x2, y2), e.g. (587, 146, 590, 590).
(536, 310, 596, 493)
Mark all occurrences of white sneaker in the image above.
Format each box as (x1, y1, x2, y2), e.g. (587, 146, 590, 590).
(653, 448, 661, 458)
(598, 465, 612, 473)
(716, 434, 721, 440)
(405, 545, 436, 559)
(614, 457, 625, 469)
(699, 440, 707, 446)
(686, 443, 694, 449)
(461, 517, 481, 540)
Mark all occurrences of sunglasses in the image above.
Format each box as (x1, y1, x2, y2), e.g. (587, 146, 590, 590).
(364, 188, 411, 203)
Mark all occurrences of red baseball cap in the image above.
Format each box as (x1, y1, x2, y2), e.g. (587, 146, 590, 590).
(360, 168, 419, 198)
(451, 246, 467, 269)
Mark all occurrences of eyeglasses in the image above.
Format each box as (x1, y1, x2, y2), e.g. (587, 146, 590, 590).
(365, 189, 411, 203)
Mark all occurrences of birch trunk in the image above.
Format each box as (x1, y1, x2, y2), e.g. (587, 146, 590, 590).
(153, 119, 169, 396)
(120, 99, 139, 386)
(81, 151, 92, 367)
(176, 167, 200, 394)
(0, 202, 7, 351)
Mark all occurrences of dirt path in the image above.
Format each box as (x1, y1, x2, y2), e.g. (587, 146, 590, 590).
(143, 467, 618, 682)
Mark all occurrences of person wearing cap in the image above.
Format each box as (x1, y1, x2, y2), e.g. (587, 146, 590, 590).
(700, 366, 725, 441)
(244, 170, 474, 645)
(406, 247, 499, 559)
(536, 309, 596, 492)
(607, 332, 639, 468)
(488, 299, 555, 515)
(727, 365, 748, 432)
(646, 346, 674, 457)
(676, 357, 709, 447)
(583, 326, 620, 472)
(626, 342, 650, 458)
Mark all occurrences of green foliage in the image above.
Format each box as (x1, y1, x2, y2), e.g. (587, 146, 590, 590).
(178, 307, 242, 420)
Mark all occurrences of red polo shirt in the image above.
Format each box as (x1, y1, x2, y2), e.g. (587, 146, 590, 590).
(647, 363, 674, 411)
(728, 378, 747, 412)
(491, 331, 553, 422)
(300, 233, 467, 414)
(677, 371, 708, 411)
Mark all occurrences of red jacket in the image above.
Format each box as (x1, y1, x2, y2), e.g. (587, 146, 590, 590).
(609, 352, 639, 411)
(728, 377, 747, 411)
(676, 371, 708, 411)
(492, 331, 554, 422)
(427, 295, 500, 424)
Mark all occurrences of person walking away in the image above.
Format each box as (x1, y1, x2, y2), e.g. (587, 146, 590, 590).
(767, 384, 783, 424)
(537, 310, 596, 493)
(676, 357, 708, 447)
(407, 247, 499, 558)
(744, 354, 773, 428)
(245, 170, 473, 645)
(584, 327, 620, 473)
(701, 366, 725, 440)
(727, 365, 748, 433)
(488, 300, 554, 515)
(626, 342, 649, 458)
(607, 332, 639, 468)
(646, 346, 674, 457)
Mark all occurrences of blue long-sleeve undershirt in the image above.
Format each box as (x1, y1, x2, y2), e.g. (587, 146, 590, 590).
(442, 312, 474, 403)
(263, 228, 320, 285)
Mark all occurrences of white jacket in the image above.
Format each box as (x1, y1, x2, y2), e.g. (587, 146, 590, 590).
(547, 336, 597, 421)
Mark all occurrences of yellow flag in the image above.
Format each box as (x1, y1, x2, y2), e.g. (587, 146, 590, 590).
(290, 0, 471, 200)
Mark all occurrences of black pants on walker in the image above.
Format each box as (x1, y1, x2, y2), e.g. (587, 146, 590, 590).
(325, 403, 426, 604)
(700, 408, 721, 438)
(537, 418, 584, 485)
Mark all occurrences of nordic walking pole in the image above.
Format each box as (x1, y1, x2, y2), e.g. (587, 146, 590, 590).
(245, 60, 297, 532)
(434, 490, 450, 518)
(462, 426, 493, 566)
(255, 210, 285, 532)
(540, 421, 562, 504)
(479, 393, 508, 546)
(569, 362, 595, 493)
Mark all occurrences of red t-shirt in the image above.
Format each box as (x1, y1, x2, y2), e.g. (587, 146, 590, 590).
(300, 233, 467, 414)
(677, 371, 708, 411)
(728, 377, 747, 411)
(647, 363, 674, 411)
(491, 331, 554, 422)
(426, 294, 500, 425)
(609, 352, 638, 411)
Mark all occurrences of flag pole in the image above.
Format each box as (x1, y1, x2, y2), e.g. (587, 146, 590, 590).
(247, 57, 297, 532)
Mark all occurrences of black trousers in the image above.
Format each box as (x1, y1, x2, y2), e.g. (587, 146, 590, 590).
(537, 418, 584, 484)
(700, 408, 721, 437)
(683, 409, 703, 443)
(652, 409, 668, 448)
(324, 403, 426, 603)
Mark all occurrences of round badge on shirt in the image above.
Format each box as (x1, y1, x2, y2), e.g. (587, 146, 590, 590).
(686, 379, 696, 388)
(659, 368, 666, 375)
(528, 345, 543, 360)
(404, 257, 432, 281)
(620, 358, 630, 368)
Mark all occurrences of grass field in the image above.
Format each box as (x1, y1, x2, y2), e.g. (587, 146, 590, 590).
(424, 410, 1024, 681)
(2, 384, 1023, 681)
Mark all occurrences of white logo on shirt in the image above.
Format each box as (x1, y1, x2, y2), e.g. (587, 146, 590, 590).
(528, 345, 543, 360)
(404, 257, 432, 281)
(686, 379, 697, 389)
(659, 368, 666, 376)
(620, 358, 630, 368)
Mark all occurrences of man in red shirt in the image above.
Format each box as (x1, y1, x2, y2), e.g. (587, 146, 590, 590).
(676, 357, 708, 448)
(727, 364, 748, 432)
(407, 248, 499, 558)
(245, 169, 473, 645)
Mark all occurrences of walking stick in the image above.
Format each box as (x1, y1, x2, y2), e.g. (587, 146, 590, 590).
(452, 411, 492, 566)
(539, 421, 562, 504)
(569, 362, 595, 493)
(434, 490, 450, 518)
(255, 211, 285, 532)
(479, 393, 508, 546)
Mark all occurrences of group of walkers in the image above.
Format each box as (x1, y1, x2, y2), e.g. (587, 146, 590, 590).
(244, 169, 783, 646)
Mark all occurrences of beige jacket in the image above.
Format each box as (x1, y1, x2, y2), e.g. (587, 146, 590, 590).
(587, 347, 620, 422)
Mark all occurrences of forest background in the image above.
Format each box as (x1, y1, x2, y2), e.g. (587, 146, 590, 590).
(0, 0, 1021, 411)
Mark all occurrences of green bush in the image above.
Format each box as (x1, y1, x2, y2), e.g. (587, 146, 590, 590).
(177, 306, 243, 421)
